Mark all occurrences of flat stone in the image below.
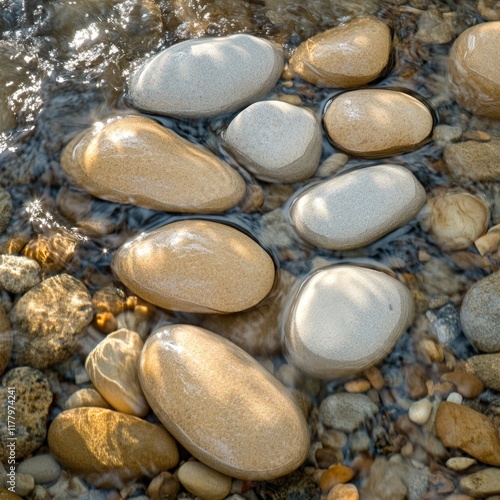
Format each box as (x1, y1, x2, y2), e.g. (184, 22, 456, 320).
(435, 402, 500, 466)
(283, 265, 415, 379)
(448, 22, 500, 119)
(0, 304, 11, 375)
(461, 270, 500, 352)
(139, 324, 309, 480)
(112, 220, 275, 314)
(178, 461, 232, 500)
(460, 468, 500, 497)
(466, 353, 500, 391)
(61, 115, 245, 213)
(47, 407, 179, 488)
(290, 18, 392, 88)
(129, 34, 283, 118)
(17, 455, 61, 484)
(323, 89, 433, 157)
(65, 387, 112, 410)
(290, 164, 426, 250)
(320, 393, 378, 433)
(0, 188, 12, 235)
(446, 457, 477, 472)
(85, 329, 149, 417)
(0, 255, 41, 294)
(10, 274, 93, 368)
(224, 100, 321, 183)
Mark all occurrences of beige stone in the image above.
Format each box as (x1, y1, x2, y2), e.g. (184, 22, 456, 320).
(61, 115, 245, 213)
(0, 305, 11, 375)
(460, 468, 500, 497)
(448, 22, 500, 119)
(85, 329, 149, 417)
(65, 387, 112, 410)
(112, 220, 275, 314)
(178, 461, 232, 500)
(323, 89, 433, 157)
(446, 457, 477, 471)
(139, 325, 309, 480)
(47, 407, 179, 488)
(290, 18, 392, 88)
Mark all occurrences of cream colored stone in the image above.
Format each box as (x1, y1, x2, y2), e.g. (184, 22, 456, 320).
(323, 89, 433, 157)
(85, 329, 149, 417)
(47, 407, 179, 488)
(139, 325, 309, 480)
(61, 115, 245, 213)
(448, 22, 500, 119)
(112, 220, 275, 314)
(0, 305, 11, 375)
(283, 265, 415, 379)
(408, 398, 432, 425)
(290, 164, 426, 250)
(130, 34, 284, 118)
(178, 461, 232, 500)
(290, 18, 392, 88)
(65, 387, 112, 410)
(446, 457, 476, 472)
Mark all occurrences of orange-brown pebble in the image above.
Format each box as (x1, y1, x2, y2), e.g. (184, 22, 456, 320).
(427, 380, 454, 397)
(363, 367, 384, 390)
(344, 379, 371, 393)
(93, 286, 126, 315)
(0, 488, 22, 499)
(327, 483, 359, 500)
(93, 312, 117, 334)
(441, 371, 484, 398)
(320, 464, 355, 493)
(404, 364, 428, 399)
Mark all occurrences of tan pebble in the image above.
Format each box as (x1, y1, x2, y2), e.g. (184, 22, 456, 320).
(428, 381, 454, 397)
(112, 220, 275, 314)
(324, 89, 433, 157)
(290, 18, 392, 88)
(240, 184, 264, 213)
(417, 338, 444, 363)
(444, 495, 474, 500)
(282, 80, 294, 88)
(139, 325, 309, 480)
(64, 387, 112, 410)
(475, 223, 500, 256)
(327, 483, 359, 500)
(313, 469, 326, 486)
(344, 379, 371, 393)
(404, 364, 428, 399)
(321, 430, 348, 450)
(446, 457, 477, 471)
(93, 312, 117, 334)
(316, 153, 349, 178)
(430, 470, 455, 494)
(316, 447, 343, 469)
(61, 115, 245, 213)
(401, 442, 414, 458)
(463, 130, 491, 142)
(460, 468, 500, 497)
(0, 488, 22, 499)
(47, 407, 179, 488)
(85, 329, 149, 417)
(278, 94, 302, 106)
(178, 461, 232, 500)
(0, 305, 12, 375)
(363, 367, 384, 391)
(441, 370, 484, 398)
(147, 471, 180, 500)
(320, 464, 355, 493)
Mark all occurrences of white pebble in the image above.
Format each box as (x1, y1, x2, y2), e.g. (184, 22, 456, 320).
(447, 392, 463, 404)
(408, 398, 433, 425)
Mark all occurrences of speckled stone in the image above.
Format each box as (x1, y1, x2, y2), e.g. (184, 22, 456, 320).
(47, 408, 179, 488)
(290, 165, 426, 250)
(85, 329, 149, 417)
(10, 274, 93, 368)
(0, 367, 52, 461)
(290, 17, 392, 88)
(446, 457, 476, 472)
(17, 455, 61, 484)
(323, 89, 433, 157)
(0, 255, 41, 294)
(448, 22, 500, 119)
(112, 220, 275, 314)
(283, 265, 415, 379)
(460, 468, 500, 497)
(65, 387, 112, 410)
(224, 100, 321, 183)
(139, 324, 309, 480)
(178, 461, 232, 500)
(61, 115, 245, 213)
(466, 353, 500, 391)
(0, 305, 12, 375)
(0, 188, 12, 235)
(130, 34, 284, 118)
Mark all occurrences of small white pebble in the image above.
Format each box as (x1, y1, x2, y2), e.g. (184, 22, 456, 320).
(447, 392, 463, 404)
(408, 398, 433, 425)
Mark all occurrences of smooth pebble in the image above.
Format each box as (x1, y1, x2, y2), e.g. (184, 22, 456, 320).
(178, 461, 232, 500)
(408, 398, 432, 425)
(17, 455, 61, 485)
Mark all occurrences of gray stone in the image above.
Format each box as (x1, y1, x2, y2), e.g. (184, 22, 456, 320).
(18, 455, 61, 484)
(432, 124, 462, 146)
(0, 188, 12, 235)
(319, 393, 378, 432)
(10, 274, 93, 368)
(466, 353, 500, 391)
(460, 468, 500, 497)
(129, 34, 283, 119)
(416, 10, 463, 44)
(461, 270, 500, 352)
(0, 255, 41, 294)
(426, 303, 460, 345)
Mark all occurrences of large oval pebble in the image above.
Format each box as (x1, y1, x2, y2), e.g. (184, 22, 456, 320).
(283, 265, 415, 379)
(61, 116, 245, 213)
(290, 17, 392, 88)
(48, 407, 179, 488)
(139, 324, 309, 480)
(112, 220, 275, 313)
(129, 34, 284, 118)
(448, 22, 500, 119)
(323, 89, 433, 157)
(290, 164, 426, 250)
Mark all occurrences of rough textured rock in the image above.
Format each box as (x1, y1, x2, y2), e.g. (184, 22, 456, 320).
(139, 325, 309, 480)
(435, 402, 500, 466)
(290, 165, 426, 250)
(178, 461, 231, 500)
(0, 367, 52, 461)
(17, 455, 61, 484)
(466, 353, 500, 391)
(323, 89, 433, 157)
(415, 10, 463, 44)
(112, 220, 275, 314)
(61, 115, 245, 213)
(0, 255, 41, 294)
(10, 275, 93, 368)
(0, 305, 11, 375)
(130, 34, 284, 118)
(460, 270, 500, 353)
(47, 408, 179, 488)
(0, 188, 12, 235)
(460, 468, 500, 497)
(224, 100, 321, 183)
(448, 22, 500, 119)
(85, 329, 149, 417)
(283, 265, 415, 379)
(426, 303, 461, 345)
(290, 18, 392, 88)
